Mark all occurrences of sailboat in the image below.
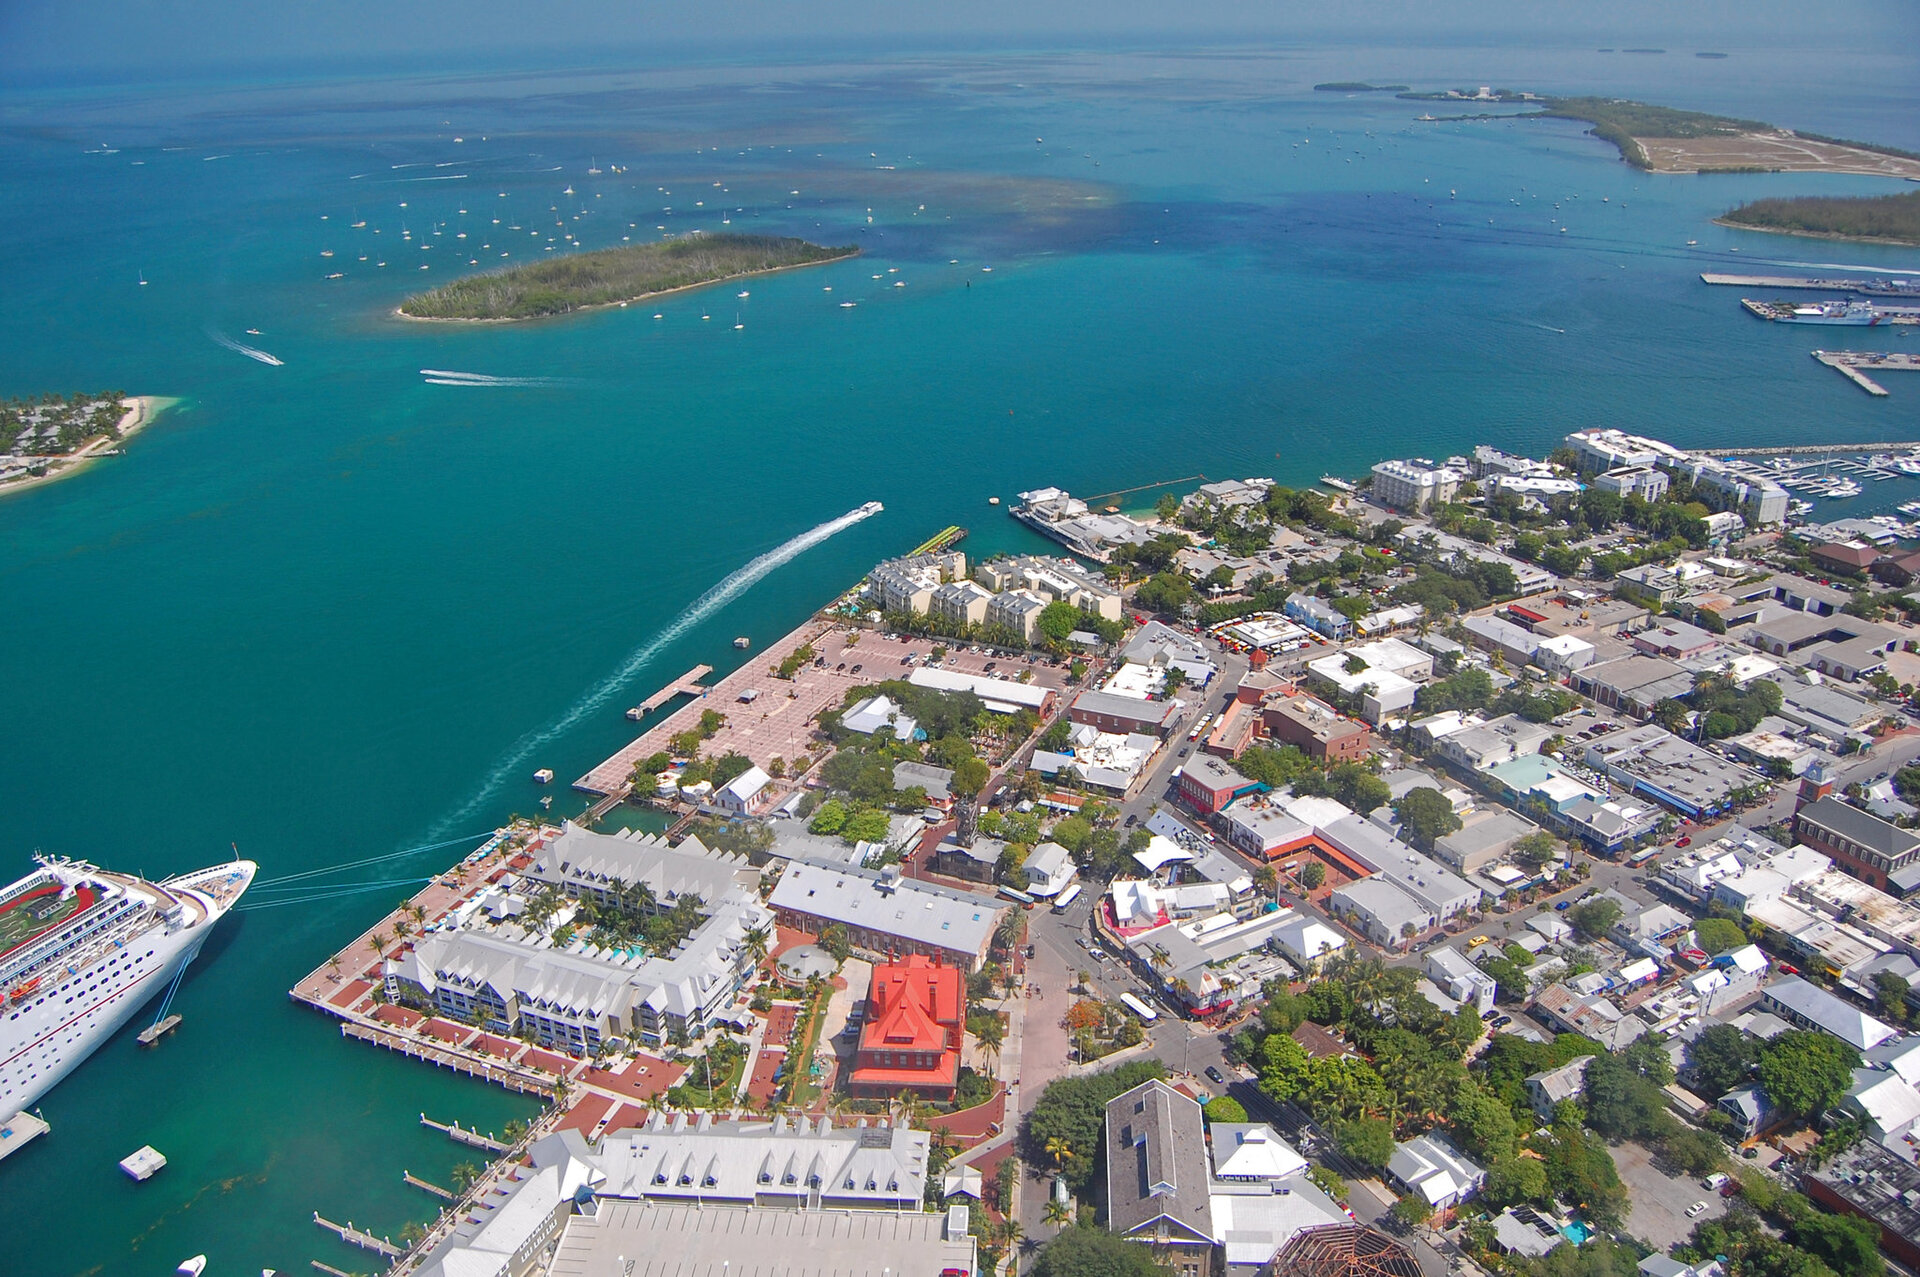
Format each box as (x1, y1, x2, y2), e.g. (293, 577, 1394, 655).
(138, 270, 147, 286)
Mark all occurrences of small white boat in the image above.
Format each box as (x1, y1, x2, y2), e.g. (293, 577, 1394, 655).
(533, 768, 554, 785)
(733, 636, 751, 649)
(988, 496, 1000, 505)
(177, 1259, 206, 1277)
(737, 291, 749, 298)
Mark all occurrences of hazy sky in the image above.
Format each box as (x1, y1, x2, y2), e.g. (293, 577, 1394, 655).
(1, 0, 1905, 83)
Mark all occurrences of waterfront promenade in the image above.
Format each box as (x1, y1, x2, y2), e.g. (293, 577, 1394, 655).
(575, 621, 1075, 801)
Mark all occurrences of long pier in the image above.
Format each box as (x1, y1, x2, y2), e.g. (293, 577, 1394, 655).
(1702, 272, 1920, 297)
(1712, 439, 1920, 457)
(630, 664, 712, 716)
(313, 1213, 403, 1259)
(421, 1113, 510, 1152)
(1813, 351, 1920, 398)
(310, 1263, 355, 1276)
(1084, 473, 1206, 505)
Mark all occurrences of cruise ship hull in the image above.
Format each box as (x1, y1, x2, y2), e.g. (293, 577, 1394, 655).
(1, 859, 254, 1112)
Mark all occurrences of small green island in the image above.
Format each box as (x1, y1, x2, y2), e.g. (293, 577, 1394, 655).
(398, 233, 860, 321)
(1719, 190, 1920, 246)
(1312, 82, 1410, 93)
(2, 393, 160, 495)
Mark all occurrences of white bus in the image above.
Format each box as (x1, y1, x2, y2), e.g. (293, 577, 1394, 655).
(1119, 991, 1160, 1022)
(1052, 882, 1084, 913)
(999, 885, 1036, 907)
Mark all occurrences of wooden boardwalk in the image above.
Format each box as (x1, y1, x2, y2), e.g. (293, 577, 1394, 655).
(422, 1113, 511, 1152)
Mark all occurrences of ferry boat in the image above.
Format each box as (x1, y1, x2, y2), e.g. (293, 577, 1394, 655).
(1, 856, 254, 1112)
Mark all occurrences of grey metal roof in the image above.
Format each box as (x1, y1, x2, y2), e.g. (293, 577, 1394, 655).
(768, 861, 1002, 958)
(1796, 797, 1920, 859)
(1105, 1079, 1215, 1243)
(550, 1200, 974, 1277)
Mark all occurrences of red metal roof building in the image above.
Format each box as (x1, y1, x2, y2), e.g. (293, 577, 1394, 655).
(846, 954, 966, 1100)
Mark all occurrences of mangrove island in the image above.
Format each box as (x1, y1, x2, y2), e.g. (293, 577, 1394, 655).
(397, 233, 860, 321)
(1719, 189, 1920, 246)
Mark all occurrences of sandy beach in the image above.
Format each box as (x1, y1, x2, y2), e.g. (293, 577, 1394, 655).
(0, 395, 172, 499)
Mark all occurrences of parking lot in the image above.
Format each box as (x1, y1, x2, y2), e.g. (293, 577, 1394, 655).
(1612, 1140, 1727, 1250)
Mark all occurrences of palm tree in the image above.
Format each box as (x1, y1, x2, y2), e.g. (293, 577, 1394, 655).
(742, 925, 771, 969)
(326, 954, 342, 981)
(371, 931, 390, 958)
(394, 918, 413, 943)
(974, 1016, 1006, 1077)
(1043, 1198, 1072, 1228)
(1044, 1136, 1075, 1170)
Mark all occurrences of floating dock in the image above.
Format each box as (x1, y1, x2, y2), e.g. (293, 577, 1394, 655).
(137, 1014, 183, 1046)
(0, 1110, 49, 1163)
(1813, 350, 1920, 397)
(120, 1145, 167, 1180)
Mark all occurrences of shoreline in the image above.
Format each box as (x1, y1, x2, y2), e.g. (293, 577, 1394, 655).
(1709, 216, 1920, 248)
(0, 396, 174, 499)
(390, 249, 862, 326)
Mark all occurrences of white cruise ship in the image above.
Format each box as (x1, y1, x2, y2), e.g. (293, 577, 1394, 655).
(1, 855, 255, 1111)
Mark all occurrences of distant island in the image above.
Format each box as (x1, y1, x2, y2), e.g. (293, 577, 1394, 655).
(1537, 97, 1920, 175)
(1313, 82, 1410, 93)
(1394, 89, 1920, 178)
(1, 394, 165, 495)
(1718, 190, 1920, 246)
(1695, 51, 1730, 59)
(398, 233, 860, 321)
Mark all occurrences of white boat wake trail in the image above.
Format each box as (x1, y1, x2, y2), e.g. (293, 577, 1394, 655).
(428, 501, 884, 834)
(1762, 258, 1920, 277)
(210, 329, 284, 366)
(420, 369, 561, 388)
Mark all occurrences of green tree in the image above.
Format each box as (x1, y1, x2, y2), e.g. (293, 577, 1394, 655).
(1871, 971, 1912, 1027)
(1568, 897, 1622, 941)
(1513, 830, 1560, 869)
(1133, 572, 1194, 614)
(1022, 1060, 1169, 1195)
(1038, 601, 1082, 645)
(1204, 1096, 1248, 1124)
(809, 798, 849, 835)
(1031, 1225, 1166, 1277)
(1300, 860, 1327, 891)
(1392, 787, 1463, 852)
(1661, 1127, 1726, 1178)
(1484, 1154, 1550, 1207)
(1758, 1030, 1860, 1122)
(1332, 1116, 1395, 1170)
(1686, 1023, 1759, 1098)
(1155, 494, 1181, 522)
(1052, 815, 1094, 854)
(1389, 1194, 1434, 1229)
(1694, 916, 1751, 955)
(952, 756, 990, 798)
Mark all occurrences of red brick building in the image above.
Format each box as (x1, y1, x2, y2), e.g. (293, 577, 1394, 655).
(1260, 693, 1372, 763)
(1176, 754, 1262, 815)
(846, 954, 966, 1100)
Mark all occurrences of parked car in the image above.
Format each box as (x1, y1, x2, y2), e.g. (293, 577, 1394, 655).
(1703, 1173, 1730, 1191)
(1676, 836, 1692, 848)
(1205, 1066, 1227, 1085)
(1493, 1015, 1513, 1027)
(1555, 900, 1572, 911)
(1482, 1009, 1500, 1021)
(1686, 1201, 1710, 1219)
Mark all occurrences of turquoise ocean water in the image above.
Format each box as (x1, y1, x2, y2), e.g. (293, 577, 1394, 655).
(2, 32, 1919, 1275)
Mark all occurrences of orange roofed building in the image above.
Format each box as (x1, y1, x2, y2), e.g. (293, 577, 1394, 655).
(847, 953, 966, 1100)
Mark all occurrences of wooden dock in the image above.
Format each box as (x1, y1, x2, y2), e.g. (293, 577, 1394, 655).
(422, 1113, 510, 1153)
(404, 1169, 455, 1200)
(631, 664, 712, 716)
(313, 1213, 402, 1259)
(341, 1023, 552, 1096)
(310, 1263, 355, 1276)
(1813, 350, 1920, 397)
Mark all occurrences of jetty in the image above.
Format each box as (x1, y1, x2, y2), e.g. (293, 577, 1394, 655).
(313, 1213, 403, 1259)
(1702, 272, 1920, 297)
(1813, 350, 1920, 397)
(628, 664, 712, 718)
(1713, 440, 1920, 458)
(136, 1014, 182, 1046)
(311, 1264, 356, 1277)
(421, 1113, 510, 1153)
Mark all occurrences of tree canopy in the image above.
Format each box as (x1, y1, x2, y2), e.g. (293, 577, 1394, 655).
(1757, 1031, 1860, 1122)
(1031, 1226, 1167, 1277)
